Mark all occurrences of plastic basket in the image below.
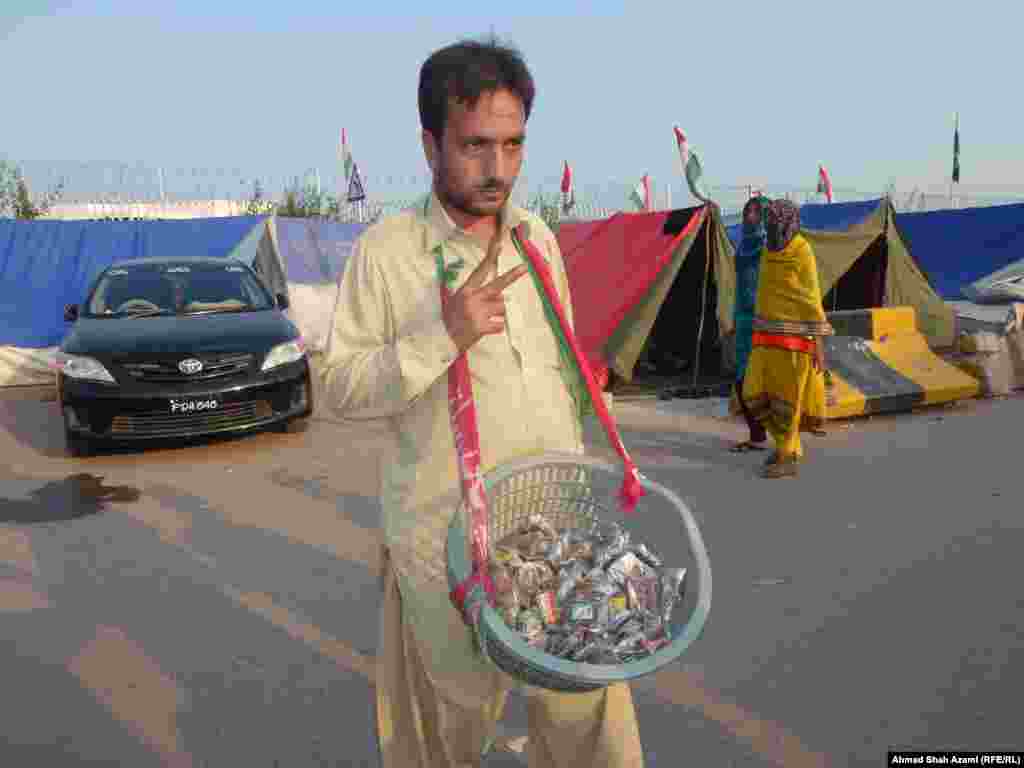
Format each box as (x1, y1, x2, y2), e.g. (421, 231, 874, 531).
(446, 452, 712, 693)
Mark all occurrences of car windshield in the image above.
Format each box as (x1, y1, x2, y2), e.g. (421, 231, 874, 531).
(84, 263, 274, 317)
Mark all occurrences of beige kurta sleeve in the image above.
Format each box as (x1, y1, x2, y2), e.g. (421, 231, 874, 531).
(320, 234, 458, 419)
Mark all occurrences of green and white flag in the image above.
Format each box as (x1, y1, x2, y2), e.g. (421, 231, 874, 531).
(674, 126, 712, 204)
(630, 175, 651, 211)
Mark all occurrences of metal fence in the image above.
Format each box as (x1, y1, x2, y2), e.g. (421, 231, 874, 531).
(10, 161, 1024, 221)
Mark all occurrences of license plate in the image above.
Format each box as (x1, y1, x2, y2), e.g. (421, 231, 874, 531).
(169, 397, 219, 414)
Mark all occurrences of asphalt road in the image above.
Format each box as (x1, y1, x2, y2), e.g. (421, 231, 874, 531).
(1, 388, 1021, 767)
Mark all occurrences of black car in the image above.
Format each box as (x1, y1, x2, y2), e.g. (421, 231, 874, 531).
(56, 257, 313, 455)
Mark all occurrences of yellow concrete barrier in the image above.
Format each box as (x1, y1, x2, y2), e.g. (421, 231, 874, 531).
(826, 306, 918, 341)
(823, 307, 980, 417)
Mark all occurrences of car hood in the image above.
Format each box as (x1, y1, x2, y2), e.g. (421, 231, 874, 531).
(61, 310, 299, 358)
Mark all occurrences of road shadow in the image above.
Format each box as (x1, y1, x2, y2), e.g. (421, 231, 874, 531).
(0, 473, 140, 524)
(266, 466, 382, 529)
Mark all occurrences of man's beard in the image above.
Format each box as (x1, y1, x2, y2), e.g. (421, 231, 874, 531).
(434, 162, 512, 218)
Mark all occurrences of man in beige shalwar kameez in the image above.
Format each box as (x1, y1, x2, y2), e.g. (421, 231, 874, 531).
(320, 37, 644, 768)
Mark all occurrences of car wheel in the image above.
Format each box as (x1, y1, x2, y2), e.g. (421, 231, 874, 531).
(65, 431, 93, 458)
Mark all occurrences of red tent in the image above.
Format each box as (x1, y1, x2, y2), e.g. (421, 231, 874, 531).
(558, 207, 711, 383)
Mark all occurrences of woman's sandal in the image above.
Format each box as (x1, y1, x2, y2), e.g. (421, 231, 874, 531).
(761, 456, 799, 478)
(729, 441, 767, 453)
(764, 451, 803, 466)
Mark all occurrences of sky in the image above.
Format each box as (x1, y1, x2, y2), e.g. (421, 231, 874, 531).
(2, 0, 1022, 210)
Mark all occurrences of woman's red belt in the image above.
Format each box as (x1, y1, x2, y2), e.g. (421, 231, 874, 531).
(751, 332, 817, 355)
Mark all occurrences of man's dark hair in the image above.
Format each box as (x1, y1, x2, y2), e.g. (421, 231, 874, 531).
(418, 36, 535, 140)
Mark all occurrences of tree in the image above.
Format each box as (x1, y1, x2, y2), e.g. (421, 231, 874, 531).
(0, 160, 63, 219)
(529, 190, 561, 232)
(244, 179, 277, 216)
(271, 176, 342, 219)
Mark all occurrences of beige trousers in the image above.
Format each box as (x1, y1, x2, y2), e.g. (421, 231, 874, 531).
(376, 556, 644, 768)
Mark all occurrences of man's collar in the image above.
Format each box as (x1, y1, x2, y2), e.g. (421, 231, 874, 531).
(423, 190, 528, 253)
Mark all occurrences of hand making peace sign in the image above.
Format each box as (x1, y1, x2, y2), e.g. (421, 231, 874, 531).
(442, 240, 530, 355)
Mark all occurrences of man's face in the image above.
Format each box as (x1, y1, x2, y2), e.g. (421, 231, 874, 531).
(424, 88, 526, 220)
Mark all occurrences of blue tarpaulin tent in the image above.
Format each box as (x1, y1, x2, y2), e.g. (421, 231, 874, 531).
(894, 203, 1024, 300)
(726, 198, 882, 247)
(265, 218, 366, 351)
(0, 216, 268, 349)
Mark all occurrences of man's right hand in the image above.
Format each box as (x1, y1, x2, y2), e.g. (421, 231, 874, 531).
(442, 244, 529, 355)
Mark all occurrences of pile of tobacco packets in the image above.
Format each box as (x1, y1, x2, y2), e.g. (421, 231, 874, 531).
(488, 514, 687, 664)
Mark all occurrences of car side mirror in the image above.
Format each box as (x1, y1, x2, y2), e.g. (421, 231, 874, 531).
(276, 293, 290, 310)
(64, 304, 79, 322)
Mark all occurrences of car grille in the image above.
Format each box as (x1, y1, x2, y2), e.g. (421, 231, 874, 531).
(109, 400, 273, 437)
(120, 353, 253, 383)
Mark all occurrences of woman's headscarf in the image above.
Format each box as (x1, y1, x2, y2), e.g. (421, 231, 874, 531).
(764, 199, 801, 251)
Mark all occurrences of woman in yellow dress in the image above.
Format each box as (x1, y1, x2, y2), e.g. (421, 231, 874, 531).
(742, 199, 832, 478)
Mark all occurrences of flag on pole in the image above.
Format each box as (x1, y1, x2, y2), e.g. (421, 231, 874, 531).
(560, 161, 575, 214)
(952, 113, 960, 184)
(340, 129, 354, 182)
(629, 175, 651, 211)
(817, 164, 834, 203)
(347, 162, 366, 203)
(674, 126, 712, 204)
(674, 126, 689, 170)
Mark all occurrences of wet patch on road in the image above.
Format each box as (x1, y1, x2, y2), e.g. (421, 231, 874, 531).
(0, 474, 140, 525)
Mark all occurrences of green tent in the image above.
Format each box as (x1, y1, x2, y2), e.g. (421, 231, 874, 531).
(558, 198, 954, 387)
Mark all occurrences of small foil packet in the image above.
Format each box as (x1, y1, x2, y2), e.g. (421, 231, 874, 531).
(631, 542, 664, 569)
(627, 575, 661, 615)
(592, 532, 631, 570)
(660, 567, 687, 628)
(556, 560, 590, 604)
(493, 546, 523, 568)
(608, 594, 629, 618)
(514, 561, 555, 598)
(519, 514, 558, 541)
(606, 551, 653, 585)
(536, 591, 559, 625)
(562, 597, 609, 628)
(579, 569, 618, 600)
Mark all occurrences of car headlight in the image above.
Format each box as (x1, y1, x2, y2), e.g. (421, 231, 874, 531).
(55, 353, 116, 384)
(261, 338, 306, 372)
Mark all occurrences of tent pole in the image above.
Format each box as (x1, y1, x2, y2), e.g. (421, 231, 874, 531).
(690, 207, 712, 393)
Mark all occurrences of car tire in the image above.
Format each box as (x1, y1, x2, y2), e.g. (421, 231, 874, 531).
(65, 431, 93, 458)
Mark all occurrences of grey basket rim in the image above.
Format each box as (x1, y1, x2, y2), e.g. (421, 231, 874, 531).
(447, 451, 712, 685)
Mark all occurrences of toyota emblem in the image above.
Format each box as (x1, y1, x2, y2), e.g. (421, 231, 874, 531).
(179, 358, 203, 375)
